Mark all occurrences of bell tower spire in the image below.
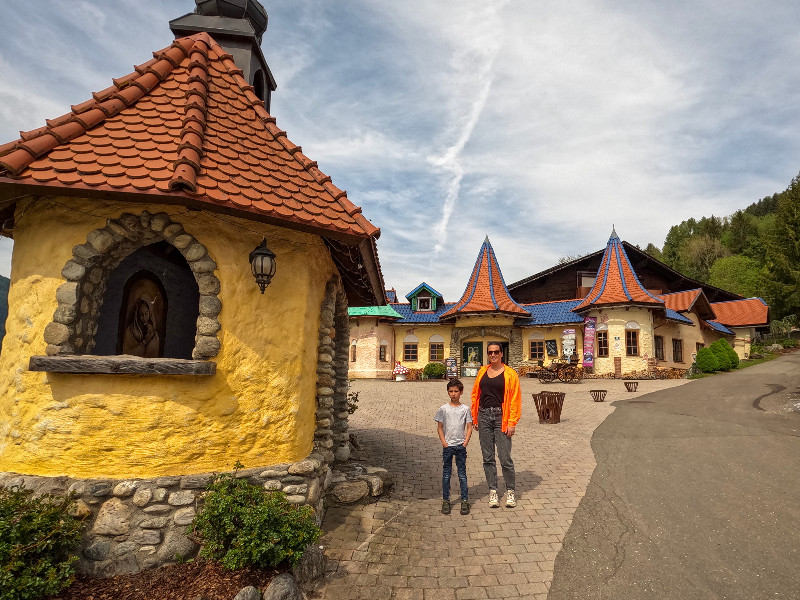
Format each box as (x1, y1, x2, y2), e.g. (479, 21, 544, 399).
(170, 0, 277, 112)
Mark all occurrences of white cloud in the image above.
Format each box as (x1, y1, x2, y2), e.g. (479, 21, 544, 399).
(1, 0, 799, 300)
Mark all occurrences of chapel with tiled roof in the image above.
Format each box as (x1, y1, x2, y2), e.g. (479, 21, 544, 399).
(0, 1, 385, 575)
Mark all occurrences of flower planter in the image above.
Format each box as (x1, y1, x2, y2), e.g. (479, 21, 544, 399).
(624, 381, 639, 392)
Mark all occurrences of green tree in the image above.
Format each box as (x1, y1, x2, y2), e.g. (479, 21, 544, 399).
(722, 210, 758, 255)
(763, 173, 800, 320)
(745, 193, 781, 217)
(662, 219, 697, 271)
(680, 235, 730, 282)
(708, 255, 761, 297)
(644, 243, 663, 261)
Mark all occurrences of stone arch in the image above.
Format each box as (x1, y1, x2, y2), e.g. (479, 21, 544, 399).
(43, 211, 222, 360)
(448, 325, 524, 366)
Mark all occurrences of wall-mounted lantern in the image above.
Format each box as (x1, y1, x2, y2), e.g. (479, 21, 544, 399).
(249, 238, 276, 294)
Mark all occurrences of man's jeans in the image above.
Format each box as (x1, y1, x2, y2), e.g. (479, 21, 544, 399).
(478, 406, 515, 492)
(442, 445, 468, 501)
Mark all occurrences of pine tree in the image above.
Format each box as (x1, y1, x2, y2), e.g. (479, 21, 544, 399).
(763, 172, 800, 320)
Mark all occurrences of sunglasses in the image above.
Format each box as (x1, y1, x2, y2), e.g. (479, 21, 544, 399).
(487, 350, 502, 355)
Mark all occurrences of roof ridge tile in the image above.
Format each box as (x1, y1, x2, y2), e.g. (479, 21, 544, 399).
(169, 38, 206, 193)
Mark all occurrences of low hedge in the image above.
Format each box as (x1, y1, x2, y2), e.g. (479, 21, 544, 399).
(0, 486, 84, 600)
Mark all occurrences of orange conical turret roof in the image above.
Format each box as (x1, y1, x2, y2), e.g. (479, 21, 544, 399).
(575, 228, 664, 311)
(440, 237, 530, 319)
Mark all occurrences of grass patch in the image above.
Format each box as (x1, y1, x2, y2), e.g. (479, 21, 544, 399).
(736, 353, 779, 369)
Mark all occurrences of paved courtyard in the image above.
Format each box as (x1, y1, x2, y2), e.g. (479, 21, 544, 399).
(313, 376, 689, 599)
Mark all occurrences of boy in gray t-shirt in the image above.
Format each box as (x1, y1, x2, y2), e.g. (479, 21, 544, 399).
(434, 378, 473, 515)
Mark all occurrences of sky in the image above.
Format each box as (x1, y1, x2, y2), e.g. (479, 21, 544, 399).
(1, 0, 800, 300)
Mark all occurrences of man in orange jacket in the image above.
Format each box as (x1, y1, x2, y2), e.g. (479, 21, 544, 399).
(471, 341, 522, 508)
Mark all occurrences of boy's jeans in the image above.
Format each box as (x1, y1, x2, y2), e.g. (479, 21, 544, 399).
(442, 445, 468, 501)
(478, 406, 515, 491)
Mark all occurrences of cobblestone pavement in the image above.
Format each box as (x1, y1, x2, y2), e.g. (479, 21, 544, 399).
(312, 377, 689, 600)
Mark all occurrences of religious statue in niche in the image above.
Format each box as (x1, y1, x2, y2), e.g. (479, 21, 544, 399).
(117, 271, 167, 358)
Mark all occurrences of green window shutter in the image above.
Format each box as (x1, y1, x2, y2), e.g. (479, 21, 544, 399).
(411, 297, 416, 311)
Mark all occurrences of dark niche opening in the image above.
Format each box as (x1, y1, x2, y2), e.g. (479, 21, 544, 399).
(94, 242, 200, 359)
(253, 68, 265, 101)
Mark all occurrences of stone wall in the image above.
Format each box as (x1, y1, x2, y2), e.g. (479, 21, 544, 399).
(315, 278, 351, 464)
(0, 460, 329, 577)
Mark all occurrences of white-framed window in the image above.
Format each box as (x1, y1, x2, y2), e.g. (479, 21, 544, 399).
(416, 296, 431, 311)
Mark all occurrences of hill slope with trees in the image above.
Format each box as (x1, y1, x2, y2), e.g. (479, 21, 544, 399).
(645, 173, 799, 321)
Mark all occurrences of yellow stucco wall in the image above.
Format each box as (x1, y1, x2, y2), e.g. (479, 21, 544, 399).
(349, 317, 394, 378)
(453, 315, 515, 328)
(395, 324, 452, 369)
(589, 307, 654, 375)
(731, 326, 754, 359)
(0, 197, 337, 479)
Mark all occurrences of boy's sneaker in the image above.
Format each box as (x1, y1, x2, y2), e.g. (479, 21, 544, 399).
(506, 490, 516, 508)
(488, 490, 500, 508)
(460, 500, 470, 515)
(441, 500, 451, 515)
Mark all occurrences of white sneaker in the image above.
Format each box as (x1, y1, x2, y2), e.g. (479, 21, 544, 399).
(489, 489, 500, 508)
(506, 490, 516, 508)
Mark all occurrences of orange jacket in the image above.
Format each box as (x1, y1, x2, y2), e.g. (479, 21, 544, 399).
(470, 365, 522, 432)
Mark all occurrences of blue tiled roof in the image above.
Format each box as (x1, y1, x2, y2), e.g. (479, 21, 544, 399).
(514, 300, 585, 326)
(665, 309, 693, 324)
(705, 320, 734, 335)
(390, 303, 457, 323)
(392, 299, 698, 327)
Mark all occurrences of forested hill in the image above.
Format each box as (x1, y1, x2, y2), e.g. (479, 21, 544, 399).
(645, 172, 800, 320)
(0, 275, 8, 345)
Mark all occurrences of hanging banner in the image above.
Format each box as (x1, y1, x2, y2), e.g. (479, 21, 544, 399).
(561, 328, 576, 358)
(583, 317, 596, 368)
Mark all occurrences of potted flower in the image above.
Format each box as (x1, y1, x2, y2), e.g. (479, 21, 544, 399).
(392, 361, 409, 381)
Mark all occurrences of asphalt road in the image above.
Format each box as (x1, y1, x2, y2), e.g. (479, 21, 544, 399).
(548, 352, 800, 600)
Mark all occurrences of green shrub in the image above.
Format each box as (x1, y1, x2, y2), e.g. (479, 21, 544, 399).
(347, 389, 359, 414)
(695, 347, 719, 373)
(189, 463, 321, 570)
(781, 338, 798, 348)
(716, 338, 739, 368)
(0, 486, 84, 600)
(423, 362, 447, 378)
(710, 340, 731, 371)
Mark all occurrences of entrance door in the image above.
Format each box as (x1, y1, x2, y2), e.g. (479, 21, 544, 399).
(462, 342, 483, 377)
(499, 341, 510, 363)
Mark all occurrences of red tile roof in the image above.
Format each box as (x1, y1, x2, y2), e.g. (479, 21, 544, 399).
(0, 33, 378, 242)
(576, 229, 664, 311)
(658, 289, 701, 312)
(658, 288, 716, 320)
(710, 298, 769, 327)
(440, 237, 530, 319)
